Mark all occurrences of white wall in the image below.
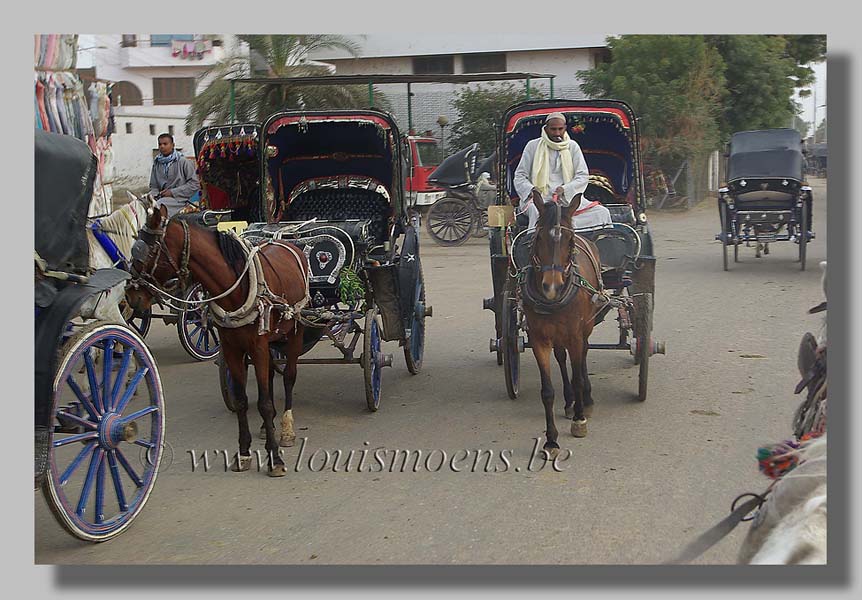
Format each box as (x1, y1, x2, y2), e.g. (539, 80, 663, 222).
(110, 113, 196, 189)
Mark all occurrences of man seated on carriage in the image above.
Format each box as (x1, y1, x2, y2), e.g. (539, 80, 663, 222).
(513, 113, 613, 231)
(149, 133, 201, 218)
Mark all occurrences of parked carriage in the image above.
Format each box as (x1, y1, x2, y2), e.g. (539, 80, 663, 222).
(716, 128, 814, 271)
(483, 100, 665, 401)
(192, 111, 432, 412)
(35, 130, 165, 541)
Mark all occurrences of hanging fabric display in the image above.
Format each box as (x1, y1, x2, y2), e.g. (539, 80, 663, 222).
(34, 34, 115, 216)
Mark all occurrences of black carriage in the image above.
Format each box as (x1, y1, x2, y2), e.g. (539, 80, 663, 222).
(35, 130, 165, 541)
(208, 110, 431, 412)
(423, 143, 496, 246)
(716, 128, 814, 271)
(483, 100, 665, 401)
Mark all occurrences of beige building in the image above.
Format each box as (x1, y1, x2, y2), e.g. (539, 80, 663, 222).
(308, 34, 610, 136)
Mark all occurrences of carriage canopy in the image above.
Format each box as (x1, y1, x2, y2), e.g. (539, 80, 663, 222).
(727, 128, 804, 182)
(34, 130, 97, 274)
(260, 110, 406, 229)
(500, 100, 645, 211)
(427, 143, 481, 189)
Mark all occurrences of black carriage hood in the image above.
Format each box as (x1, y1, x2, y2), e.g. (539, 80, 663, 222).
(728, 128, 803, 181)
(261, 110, 405, 222)
(427, 144, 480, 188)
(499, 99, 645, 211)
(34, 130, 96, 274)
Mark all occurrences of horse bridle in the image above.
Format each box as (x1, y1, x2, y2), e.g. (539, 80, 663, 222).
(129, 214, 192, 294)
(531, 201, 577, 277)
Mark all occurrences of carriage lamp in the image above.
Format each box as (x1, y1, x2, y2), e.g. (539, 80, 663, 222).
(638, 212, 647, 223)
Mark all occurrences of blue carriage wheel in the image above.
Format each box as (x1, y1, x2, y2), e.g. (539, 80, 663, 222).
(178, 283, 220, 361)
(404, 271, 425, 374)
(363, 308, 382, 412)
(43, 323, 165, 542)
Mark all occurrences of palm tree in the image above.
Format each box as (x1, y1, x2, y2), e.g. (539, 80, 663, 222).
(185, 35, 389, 133)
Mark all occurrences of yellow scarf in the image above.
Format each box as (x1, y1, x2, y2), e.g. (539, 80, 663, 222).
(532, 129, 574, 195)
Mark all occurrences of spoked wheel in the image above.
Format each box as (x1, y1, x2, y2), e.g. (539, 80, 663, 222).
(799, 205, 809, 271)
(632, 293, 653, 402)
(217, 352, 247, 413)
(501, 289, 521, 400)
(43, 323, 165, 542)
(362, 307, 387, 412)
(121, 300, 151, 339)
(177, 283, 220, 361)
(425, 197, 475, 247)
(404, 268, 427, 374)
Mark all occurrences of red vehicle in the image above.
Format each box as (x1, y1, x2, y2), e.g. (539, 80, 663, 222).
(405, 136, 446, 209)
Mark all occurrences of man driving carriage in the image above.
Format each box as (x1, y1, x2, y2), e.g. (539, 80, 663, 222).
(149, 133, 201, 217)
(514, 113, 612, 230)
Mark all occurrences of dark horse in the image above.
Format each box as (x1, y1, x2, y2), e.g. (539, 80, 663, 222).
(522, 190, 603, 456)
(126, 200, 308, 476)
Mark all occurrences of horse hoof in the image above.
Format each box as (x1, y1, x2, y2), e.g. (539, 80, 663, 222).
(279, 434, 296, 448)
(564, 405, 575, 419)
(571, 419, 588, 438)
(231, 454, 252, 472)
(543, 443, 560, 460)
(584, 404, 594, 418)
(268, 464, 287, 478)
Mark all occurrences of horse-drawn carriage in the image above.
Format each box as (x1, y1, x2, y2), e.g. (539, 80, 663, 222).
(35, 130, 165, 541)
(188, 111, 431, 413)
(716, 128, 814, 271)
(484, 100, 665, 403)
(423, 143, 496, 246)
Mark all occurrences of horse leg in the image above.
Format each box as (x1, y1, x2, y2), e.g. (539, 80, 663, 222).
(280, 329, 304, 448)
(223, 344, 253, 472)
(533, 342, 560, 458)
(555, 346, 575, 419)
(250, 342, 286, 477)
(569, 339, 588, 438)
(581, 339, 594, 418)
(259, 359, 275, 440)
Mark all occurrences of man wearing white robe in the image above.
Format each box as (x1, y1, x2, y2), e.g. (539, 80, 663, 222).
(513, 113, 612, 230)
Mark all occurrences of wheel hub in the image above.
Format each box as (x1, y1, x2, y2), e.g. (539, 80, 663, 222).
(99, 413, 138, 448)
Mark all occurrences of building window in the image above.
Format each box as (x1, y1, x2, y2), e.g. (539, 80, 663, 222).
(149, 124, 156, 135)
(121, 34, 137, 48)
(168, 125, 175, 136)
(153, 77, 196, 105)
(150, 34, 194, 47)
(125, 123, 133, 134)
(111, 81, 143, 106)
(462, 53, 507, 74)
(412, 55, 454, 75)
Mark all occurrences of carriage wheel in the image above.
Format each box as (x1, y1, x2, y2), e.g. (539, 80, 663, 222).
(404, 268, 426, 374)
(501, 290, 521, 400)
(217, 352, 247, 413)
(799, 205, 809, 271)
(633, 293, 653, 402)
(121, 299, 151, 339)
(362, 308, 384, 411)
(177, 283, 220, 361)
(43, 323, 165, 542)
(720, 205, 730, 271)
(425, 197, 475, 247)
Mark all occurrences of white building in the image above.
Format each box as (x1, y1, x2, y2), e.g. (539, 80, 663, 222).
(78, 34, 238, 189)
(307, 34, 610, 136)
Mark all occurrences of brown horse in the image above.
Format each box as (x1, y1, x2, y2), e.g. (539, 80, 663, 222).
(522, 190, 603, 456)
(126, 201, 309, 477)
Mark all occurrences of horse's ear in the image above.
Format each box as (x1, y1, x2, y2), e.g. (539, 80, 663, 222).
(531, 189, 546, 218)
(561, 193, 581, 224)
(126, 190, 139, 203)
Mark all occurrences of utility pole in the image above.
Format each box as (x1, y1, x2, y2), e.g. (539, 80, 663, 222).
(812, 86, 817, 143)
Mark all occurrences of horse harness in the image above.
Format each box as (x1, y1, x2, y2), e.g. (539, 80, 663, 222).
(130, 215, 310, 336)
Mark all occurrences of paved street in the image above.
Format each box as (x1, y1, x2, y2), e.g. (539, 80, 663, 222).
(36, 179, 828, 565)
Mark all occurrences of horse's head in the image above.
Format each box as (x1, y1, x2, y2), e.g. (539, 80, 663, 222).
(126, 202, 184, 312)
(531, 190, 578, 301)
